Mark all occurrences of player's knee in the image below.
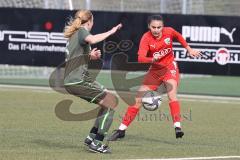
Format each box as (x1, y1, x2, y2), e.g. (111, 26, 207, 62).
(110, 93, 118, 108)
(135, 98, 142, 108)
(168, 96, 178, 102)
(101, 92, 118, 109)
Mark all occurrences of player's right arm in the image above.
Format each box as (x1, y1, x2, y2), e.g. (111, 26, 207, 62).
(138, 34, 153, 63)
(85, 24, 122, 44)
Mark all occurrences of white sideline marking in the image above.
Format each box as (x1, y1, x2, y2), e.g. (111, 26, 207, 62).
(179, 98, 240, 104)
(178, 94, 240, 101)
(0, 84, 52, 91)
(1, 84, 240, 104)
(127, 155, 240, 160)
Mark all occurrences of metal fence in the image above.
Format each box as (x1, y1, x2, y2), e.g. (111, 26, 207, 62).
(0, 0, 240, 16)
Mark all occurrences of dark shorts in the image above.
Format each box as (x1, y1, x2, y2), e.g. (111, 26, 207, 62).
(64, 80, 107, 104)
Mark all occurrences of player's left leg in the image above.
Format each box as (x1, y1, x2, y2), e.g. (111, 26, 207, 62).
(163, 62, 184, 138)
(84, 106, 108, 146)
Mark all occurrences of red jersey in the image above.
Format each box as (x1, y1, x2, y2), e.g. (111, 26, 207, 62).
(138, 27, 188, 68)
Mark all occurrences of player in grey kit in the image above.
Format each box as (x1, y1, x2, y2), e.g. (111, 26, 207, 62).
(63, 9, 122, 153)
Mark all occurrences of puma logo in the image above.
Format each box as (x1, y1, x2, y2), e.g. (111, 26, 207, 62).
(150, 44, 156, 48)
(220, 27, 236, 43)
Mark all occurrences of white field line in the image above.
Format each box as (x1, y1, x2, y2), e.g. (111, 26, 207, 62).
(127, 155, 240, 160)
(179, 98, 240, 104)
(178, 94, 240, 101)
(0, 84, 52, 91)
(1, 84, 240, 104)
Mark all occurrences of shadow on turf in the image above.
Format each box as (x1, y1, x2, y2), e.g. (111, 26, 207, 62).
(31, 139, 80, 150)
(121, 134, 230, 148)
(124, 134, 179, 145)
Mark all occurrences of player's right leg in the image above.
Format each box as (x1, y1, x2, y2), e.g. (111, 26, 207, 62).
(87, 91, 118, 153)
(65, 81, 118, 153)
(107, 85, 156, 141)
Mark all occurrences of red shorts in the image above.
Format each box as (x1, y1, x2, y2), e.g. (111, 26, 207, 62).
(142, 61, 180, 90)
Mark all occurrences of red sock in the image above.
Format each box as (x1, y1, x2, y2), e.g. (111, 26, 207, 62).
(169, 101, 181, 124)
(122, 105, 140, 127)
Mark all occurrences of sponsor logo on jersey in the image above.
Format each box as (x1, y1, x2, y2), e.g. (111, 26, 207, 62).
(164, 38, 171, 45)
(153, 48, 172, 59)
(170, 70, 176, 77)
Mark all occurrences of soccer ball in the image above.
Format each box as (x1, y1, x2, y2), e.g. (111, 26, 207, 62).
(141, 90, 162, 111)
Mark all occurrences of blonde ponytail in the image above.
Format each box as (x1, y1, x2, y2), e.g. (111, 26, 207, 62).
(64, 10, 93, 38)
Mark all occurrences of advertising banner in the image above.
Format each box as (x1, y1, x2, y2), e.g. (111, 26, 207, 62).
(0, 8, 239, 75)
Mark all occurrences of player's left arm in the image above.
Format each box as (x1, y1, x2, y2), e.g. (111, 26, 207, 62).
(172, 28, 202, 57)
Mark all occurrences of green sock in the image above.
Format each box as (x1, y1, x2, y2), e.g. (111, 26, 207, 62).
(89, 133, 96, 139)
(97, 108, 115, 136)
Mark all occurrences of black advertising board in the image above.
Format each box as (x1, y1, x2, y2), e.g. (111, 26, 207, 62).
(0, 8, 69, 66)
(0, 8, 240, 75)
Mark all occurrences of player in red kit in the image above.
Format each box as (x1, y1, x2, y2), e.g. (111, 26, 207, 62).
(108, 15, 202, 141)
